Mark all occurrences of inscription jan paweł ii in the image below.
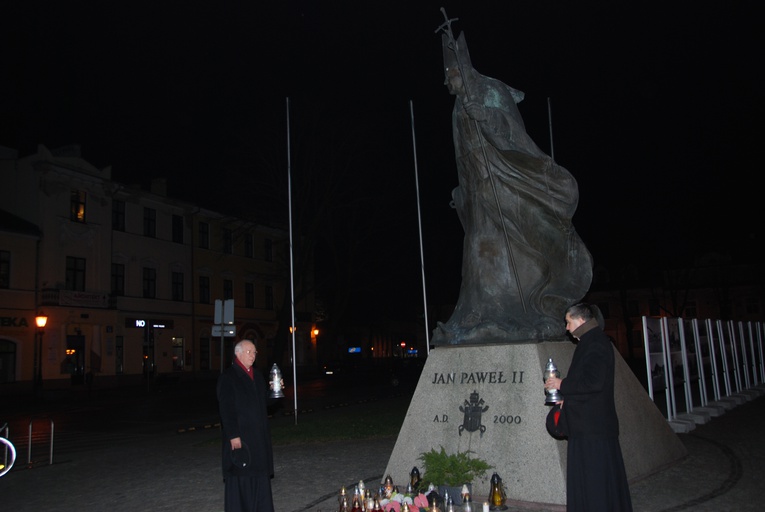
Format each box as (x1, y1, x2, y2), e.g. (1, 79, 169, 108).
(430, 371, 524, 385)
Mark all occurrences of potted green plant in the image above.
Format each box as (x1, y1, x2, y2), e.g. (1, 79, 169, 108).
(418, 446, 492, 505)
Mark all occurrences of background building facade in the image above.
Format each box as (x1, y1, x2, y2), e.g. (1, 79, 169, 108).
(0, 145, 317, 391)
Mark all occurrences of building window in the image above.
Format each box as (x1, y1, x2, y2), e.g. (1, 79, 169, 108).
(265, 285, 274, 310)
(172, 271, 184, 301)
(112, 200, 125, 231)
(0, 250, 9, 288)
(245, 282, 254, 308)
(111, 263, 125, 296)
(264, 238, 273, 261)
(70, 190, 86, 223)
(142, 267, 156, 298)
(223, 279, 233, 300)
(222, 228, 233, 254)
(172, 215, 184, 244)
(244, 234, 253, 258)
(66, 256, 86, 291)
(199, 276, 210, 304)
(143, 207, 156, 238)
(198, 222, 209, 249)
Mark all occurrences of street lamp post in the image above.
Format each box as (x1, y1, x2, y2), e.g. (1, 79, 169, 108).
(34, 312, 48, 398)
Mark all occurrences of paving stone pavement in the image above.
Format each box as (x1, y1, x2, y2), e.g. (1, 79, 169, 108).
(1, 389, 763, 511)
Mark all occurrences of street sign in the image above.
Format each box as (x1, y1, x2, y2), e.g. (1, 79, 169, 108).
(212, 325, 236, 337)
(214, 299, 234, 325)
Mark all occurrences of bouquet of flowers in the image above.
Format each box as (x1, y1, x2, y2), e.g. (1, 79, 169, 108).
(380, 490, 430, 512)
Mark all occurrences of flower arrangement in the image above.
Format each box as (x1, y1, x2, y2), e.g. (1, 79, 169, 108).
(418, 446, 492, 487)
(342, 448, 493, 512)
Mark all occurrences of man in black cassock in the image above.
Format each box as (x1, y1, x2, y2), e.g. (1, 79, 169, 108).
(217, 339, 277, 512)
(545, 303, 633, 511)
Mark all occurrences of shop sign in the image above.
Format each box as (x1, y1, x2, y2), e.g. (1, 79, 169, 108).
(0, 316, 30, 328)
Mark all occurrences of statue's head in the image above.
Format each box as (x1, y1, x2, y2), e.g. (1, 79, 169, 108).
(444, 66, 464, 96)
(440, 31, 526, 104)
(442, 32, 473, 93)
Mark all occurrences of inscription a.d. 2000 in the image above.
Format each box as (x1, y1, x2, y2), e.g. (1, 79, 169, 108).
(433, 414, 523, 425)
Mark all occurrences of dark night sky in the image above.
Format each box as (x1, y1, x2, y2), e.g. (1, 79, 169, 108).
(2, 2, 762, 318)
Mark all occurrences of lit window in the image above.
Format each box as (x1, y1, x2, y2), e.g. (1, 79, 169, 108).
(70, 190, 86, 223)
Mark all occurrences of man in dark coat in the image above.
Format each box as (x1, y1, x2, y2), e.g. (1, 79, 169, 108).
(217, 339, 276, 512)
(544, 303, 633, 511)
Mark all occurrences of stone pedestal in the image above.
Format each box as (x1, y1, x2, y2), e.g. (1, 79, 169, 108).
(383, 342, 687, 508)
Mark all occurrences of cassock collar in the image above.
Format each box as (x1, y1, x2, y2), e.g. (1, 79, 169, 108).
(572, 318, 599, 340)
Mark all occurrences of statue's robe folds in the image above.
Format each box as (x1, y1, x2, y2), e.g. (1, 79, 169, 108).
(433, 72, 593, 345)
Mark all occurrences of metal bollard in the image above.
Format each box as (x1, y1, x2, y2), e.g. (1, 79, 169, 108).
(27, 418, 55, 467)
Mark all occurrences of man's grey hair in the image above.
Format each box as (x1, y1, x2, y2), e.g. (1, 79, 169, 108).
(565, 303, 594, 321)
(234, 339, 255, 354)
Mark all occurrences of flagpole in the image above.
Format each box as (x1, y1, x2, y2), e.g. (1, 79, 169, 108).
(409, 100, 430, 355)
(286, 97, 298, 425)
(547, 97, 555, 162)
